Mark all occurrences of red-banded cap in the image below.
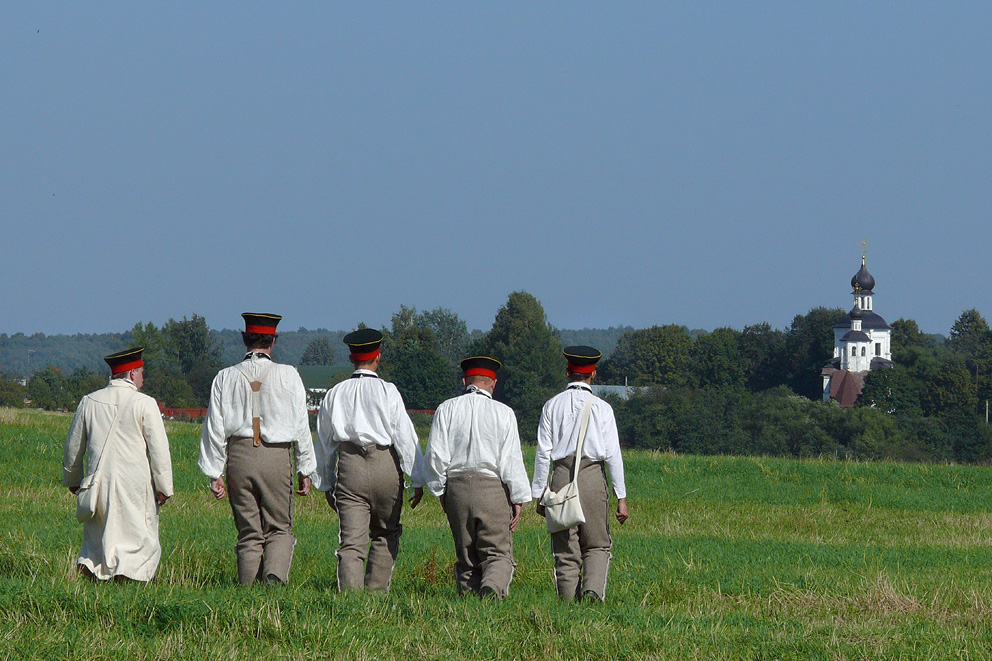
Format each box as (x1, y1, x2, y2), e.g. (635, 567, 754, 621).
(104, 347, 144, 374)
(563, 345, 601, 374)
(242, 312, 282, 335)
(344, 328, 383, 361)
(460, 356, 501, 380)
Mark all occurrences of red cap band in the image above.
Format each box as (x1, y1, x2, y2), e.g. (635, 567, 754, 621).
(464, 367, 497, 380)
(351, 348, 381, 362)
(567, 363, 596, 374)
(112, 358, 143, 374)
(245, 324, 278, 335)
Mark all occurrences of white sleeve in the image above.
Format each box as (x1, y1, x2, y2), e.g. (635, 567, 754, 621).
(601, 403, 626, 499)
(314, 391, 340, 492)
(198, 375, 228, 480)
(422, 406, 450, 497)
(531, 402, 554, 499)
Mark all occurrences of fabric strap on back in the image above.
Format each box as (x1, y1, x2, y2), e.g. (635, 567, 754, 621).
(234, 362, 273, 447)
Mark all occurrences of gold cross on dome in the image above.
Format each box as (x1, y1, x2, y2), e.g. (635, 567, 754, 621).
(859, 238, 870, 262)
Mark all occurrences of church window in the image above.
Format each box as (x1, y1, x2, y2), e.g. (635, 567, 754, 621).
(861, 346, 866, 356)
(875, 342, 881, 356)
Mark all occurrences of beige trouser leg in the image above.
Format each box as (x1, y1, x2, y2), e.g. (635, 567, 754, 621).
(226, 437, 295, 585)
(334, 443, 404, 592)
(445, 473, 516, 597)
(549, 456, 612, 601)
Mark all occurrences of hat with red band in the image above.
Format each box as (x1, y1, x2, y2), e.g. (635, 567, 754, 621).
(460, 356, 501, 380)
(242, 312, 282, 335)
(563, 345, 601, 374)
(344, 328, 383, 361)
(105, 347, 144, 375)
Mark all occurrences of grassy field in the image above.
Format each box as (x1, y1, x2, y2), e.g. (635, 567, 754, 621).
(3, 407, 992, 659)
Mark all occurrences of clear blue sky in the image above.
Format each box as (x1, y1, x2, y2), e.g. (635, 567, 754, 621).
(4, 3, 990, 337)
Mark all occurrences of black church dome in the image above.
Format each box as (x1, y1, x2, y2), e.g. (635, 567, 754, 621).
(851, 262, 875, 292)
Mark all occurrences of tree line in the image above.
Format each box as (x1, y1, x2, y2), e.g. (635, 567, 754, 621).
(3, 293, 990, 464)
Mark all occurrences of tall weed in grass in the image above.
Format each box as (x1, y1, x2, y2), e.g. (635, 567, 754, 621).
(3, 407, 992, 659)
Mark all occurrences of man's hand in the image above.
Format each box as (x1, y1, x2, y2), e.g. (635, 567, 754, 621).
(68, 487, 79, 495)
(296, 473, 312, 496)
(324, 489, 337, 512)
(535, 502, 546, 518)
(616, 497, 630, 525)
(156, 492, 170, 507)
(509, 503, 522, 532)
(209, 477, 226, 500)
(409, 487, 424, 509)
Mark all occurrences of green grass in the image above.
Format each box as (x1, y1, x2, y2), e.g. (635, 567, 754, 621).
(3, 407, 992, 659)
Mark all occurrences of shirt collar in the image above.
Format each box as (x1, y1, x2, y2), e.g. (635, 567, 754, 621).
(351, 369, 379, 379)
(567, 382, 593, 392)
(464, 384, 493, 398)
(244, 352, 272, 361)
(109, 378, 138, 391)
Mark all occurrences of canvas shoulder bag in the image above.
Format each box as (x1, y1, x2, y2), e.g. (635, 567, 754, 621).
(75, 391, 138, 523)
(540, 394, 596, 534)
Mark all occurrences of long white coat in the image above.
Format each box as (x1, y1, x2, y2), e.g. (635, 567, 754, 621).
(62, 379, 173, 581)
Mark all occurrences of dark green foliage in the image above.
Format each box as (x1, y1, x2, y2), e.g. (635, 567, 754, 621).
(690, 327, 745, 390)
(377, 305, 467, 410)
(739, 322, 788, 392)
(468, 292, 566, 437)
(299, 337, 336, 366)
(784, 307, 846, 399)
(598, 325, 692, 387)
(0, 373, 27, 407)
(558, 326, 635, 359)
(27, 366, 72, 411)
(386, 343, 459, 410)
(127, 315, 222, 408)
(612, 385, 992, 464)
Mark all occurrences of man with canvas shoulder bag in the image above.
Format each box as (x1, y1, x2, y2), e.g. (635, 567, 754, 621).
(63, 347, 173, 582)
(532, 346, 629, 602)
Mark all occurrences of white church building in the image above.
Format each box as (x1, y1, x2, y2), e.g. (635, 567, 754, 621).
(821, 250, 894, 406)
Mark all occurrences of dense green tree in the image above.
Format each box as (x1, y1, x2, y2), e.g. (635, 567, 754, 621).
(690, 327, 745, 390)
(28, 366, 72, 411)
(300, 337, 336, 366)
(377, 306, 461, 410)
(469, 291, 565, 437)
(598, 325, 692, 387)
(385, 343, 457, 410)
(67, 367, 108, 405)
(419, 307, 470, 366)
(784, 307, 845, 400)
(948, 309, 990, 357)
(127, 315, 221, 407)
(739, 323, 788, 392)
(0, 373, 27, 407)
(890, 318, 934, 360)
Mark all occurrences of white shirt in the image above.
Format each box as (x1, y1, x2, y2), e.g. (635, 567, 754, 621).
(314, 369, 424, 491)
(422, 385, 531, 505)
(198, 353, 318, 481)
(531, 383, 627, 499)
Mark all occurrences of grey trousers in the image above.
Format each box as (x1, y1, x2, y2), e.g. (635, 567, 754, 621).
(334, 443, 404, 592)
(445, 472, 516, 597)
(226, 437, 295, 585)
(549, 456, 612, 601)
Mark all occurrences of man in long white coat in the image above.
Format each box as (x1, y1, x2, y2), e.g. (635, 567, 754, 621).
(63, 347, 174, 582)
